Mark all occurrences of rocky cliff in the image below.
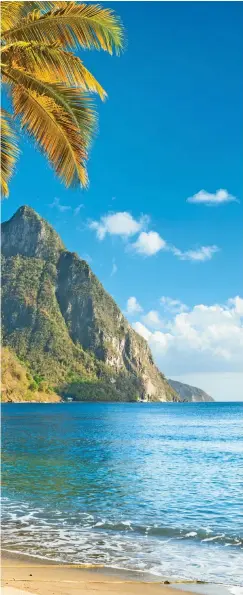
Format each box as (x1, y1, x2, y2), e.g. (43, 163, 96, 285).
(168, 379, 214, 402)
(1, 206, 177, 402)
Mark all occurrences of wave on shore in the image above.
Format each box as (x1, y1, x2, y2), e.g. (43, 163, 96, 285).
(2, 497, 243, 586)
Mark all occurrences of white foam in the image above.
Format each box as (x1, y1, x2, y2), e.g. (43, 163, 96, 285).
(202, 534, 225, 542)
(2, 499, 243, 585)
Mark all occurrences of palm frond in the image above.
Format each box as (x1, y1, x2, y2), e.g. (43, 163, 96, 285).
(3, 68, 96, 187)
(1, 1, 123, 194)
(1, 1, 62, 31)
(2, 41, 106, 99)
(2, 66, 97, 133)
(13, 87, 89, 187)
(2, 3, 124, 55)
(1, 2, 25, 33)
(19, 2, 64, 16)
(1, 109, 19, 198)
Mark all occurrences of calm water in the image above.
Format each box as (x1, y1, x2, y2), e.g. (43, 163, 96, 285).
(1, 402, 243, 585)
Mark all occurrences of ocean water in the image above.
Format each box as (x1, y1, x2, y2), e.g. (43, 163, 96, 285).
(1, 402, 243, 586)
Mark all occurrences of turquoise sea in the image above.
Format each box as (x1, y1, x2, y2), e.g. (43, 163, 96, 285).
(1, 402, 243, 587)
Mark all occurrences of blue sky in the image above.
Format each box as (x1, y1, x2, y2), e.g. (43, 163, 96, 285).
(2, 2, 243, 400)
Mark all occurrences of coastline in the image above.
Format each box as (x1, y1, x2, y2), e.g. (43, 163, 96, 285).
(0, 552, 207, 595)
(2, 404, 242, 594)
(1, 552, 239, 595)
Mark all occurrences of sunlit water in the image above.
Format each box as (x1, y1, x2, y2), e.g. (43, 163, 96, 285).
(1, 402, 243, 585)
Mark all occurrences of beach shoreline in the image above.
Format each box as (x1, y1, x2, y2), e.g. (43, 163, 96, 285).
(2, 403, 242, 595)
(1, 551, 213, 595)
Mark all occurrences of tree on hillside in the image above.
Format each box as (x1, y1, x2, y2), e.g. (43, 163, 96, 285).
(0, 1, 123, 197)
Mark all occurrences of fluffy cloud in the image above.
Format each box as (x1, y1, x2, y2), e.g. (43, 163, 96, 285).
(89, 212, 147, 240)
(131, 231, 218, 262)
(49, 197, 71, 212)
(160, 296, 188, 314)
(89, 210, 219, 263)
(228, 296, 243, 315)
(187, 189, 237, 206)
(132, 231, 167, 256)
(133, 321, 151, 341)
(172, 245, 219, 262)
(133, 296, 243, 376)
(142, 310, 164, 329)
(126, 296, 143, 315)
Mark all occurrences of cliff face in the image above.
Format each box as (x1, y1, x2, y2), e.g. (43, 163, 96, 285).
(168, 379, 214, 402)
(1, 206, 177, 402)
(1, 205, 64, 262)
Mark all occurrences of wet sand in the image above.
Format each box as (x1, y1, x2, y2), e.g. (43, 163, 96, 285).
(1, 553, 199, 595)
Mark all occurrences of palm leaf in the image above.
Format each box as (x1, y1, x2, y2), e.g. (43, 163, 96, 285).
(1, 1, 123, 194)
(1, 2, 24, 33)
(3, 67, 96, 187)
(19, 2, 64, 16)
(1, 1, 62, 31)
(1, 2, 58, 32)
(2, 2, 124, 55)
(2, 41, 106, 99)
(2, 66, 96, 134)
(1, 109, 19, 198)
(13, 87, 90, 187)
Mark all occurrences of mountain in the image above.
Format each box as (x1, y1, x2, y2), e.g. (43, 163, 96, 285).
(1, 206, 177, 403)
(168, 379, 214, 402)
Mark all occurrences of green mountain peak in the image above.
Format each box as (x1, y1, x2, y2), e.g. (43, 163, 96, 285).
(2, 204, 65, 263)
(1, 206, 178, 403)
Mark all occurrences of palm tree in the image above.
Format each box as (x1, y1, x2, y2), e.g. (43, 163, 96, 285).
(0, 1, 123, 197)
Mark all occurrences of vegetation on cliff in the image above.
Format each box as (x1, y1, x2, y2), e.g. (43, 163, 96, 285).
(1, 207, 177, 403)
(1, 347, 60, 402)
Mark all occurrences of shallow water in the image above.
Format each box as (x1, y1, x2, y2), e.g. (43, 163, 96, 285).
(1, 402, 243, 585)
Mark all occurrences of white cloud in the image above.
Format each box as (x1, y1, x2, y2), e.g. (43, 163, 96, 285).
(49, 197, 71, 212)
(228, 296, 243, 316)
(111, 260, 117, 276)
(89, 210, 219, 264)
(133, 296, 243, 377)
(89, 212, 148, 240)
(187, 189, 237, 206)
(131, 231, 218, 262)
(160, 296, 188, 314)
(126, 296, 143, 315)
(74, 204, 84, 216)
(142, 310, 164, 329)
(172, 245, 219, 262)
(133, 321, 151, 341)
(132, 231, 167, 256)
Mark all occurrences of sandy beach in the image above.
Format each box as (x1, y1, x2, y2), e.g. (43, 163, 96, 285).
(1, 554, 202, 595)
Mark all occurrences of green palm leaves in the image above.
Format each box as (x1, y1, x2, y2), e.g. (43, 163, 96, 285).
(1, 1, 124, 197)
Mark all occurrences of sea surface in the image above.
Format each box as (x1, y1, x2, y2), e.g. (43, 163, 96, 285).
(1, 402, 243, 587)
